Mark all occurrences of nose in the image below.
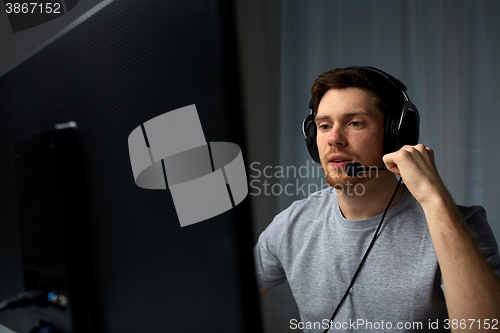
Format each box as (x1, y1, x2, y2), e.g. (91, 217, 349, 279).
(326, 125, 347, 147)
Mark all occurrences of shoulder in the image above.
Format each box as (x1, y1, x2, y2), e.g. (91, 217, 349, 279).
(457, 205, 490, 240)
(457, 205, 496, 247)
(457, 205, 486, 221)
(273, 187, 336, 225)
(258, 187, 336, 247)
(457, 205, 500, 274)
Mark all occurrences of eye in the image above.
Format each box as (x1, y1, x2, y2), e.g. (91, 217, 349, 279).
(349, 121, 361, 127)
(318, 124, 331, 131)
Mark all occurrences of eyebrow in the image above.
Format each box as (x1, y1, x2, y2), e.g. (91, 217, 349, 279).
(314, 110, 374, 123)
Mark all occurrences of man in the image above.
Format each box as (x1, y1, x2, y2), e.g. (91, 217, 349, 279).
(253, 66, 500, 332)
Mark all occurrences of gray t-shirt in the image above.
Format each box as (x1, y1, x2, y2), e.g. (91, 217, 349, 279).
(254, 187, 500, 332)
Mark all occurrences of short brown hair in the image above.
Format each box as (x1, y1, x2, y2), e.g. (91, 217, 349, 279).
(311, 66, 406, 117)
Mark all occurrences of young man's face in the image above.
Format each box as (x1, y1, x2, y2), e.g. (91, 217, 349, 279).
(315, 87, 386, 189)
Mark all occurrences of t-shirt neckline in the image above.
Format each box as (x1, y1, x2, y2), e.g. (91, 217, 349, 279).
(334, 186, 411, 230)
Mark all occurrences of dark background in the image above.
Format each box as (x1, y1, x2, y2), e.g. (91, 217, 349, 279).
(0, 0, 260, 332)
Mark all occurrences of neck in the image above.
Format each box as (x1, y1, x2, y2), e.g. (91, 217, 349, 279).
(336, 172, 405, 220)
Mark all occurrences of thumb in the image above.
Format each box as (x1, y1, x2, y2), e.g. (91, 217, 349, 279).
(383, 153, 401, 177)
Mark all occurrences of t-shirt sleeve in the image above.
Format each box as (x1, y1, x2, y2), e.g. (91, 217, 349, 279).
(462, 206, 500, 278)
(253, 214, 287, 289)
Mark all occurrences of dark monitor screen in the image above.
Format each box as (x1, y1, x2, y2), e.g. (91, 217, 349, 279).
(0, 0, 261, 332)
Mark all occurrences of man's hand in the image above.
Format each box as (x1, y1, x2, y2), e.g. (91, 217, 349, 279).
(382, 144, 446, 205)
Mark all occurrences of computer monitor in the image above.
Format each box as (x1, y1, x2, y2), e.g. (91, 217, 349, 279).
(0, 0, 261, 331)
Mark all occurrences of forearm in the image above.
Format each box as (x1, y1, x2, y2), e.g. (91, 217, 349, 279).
(422, 190, 500, 327)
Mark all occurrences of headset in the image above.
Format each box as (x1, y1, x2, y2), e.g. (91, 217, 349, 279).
(302, 66, 420, 163)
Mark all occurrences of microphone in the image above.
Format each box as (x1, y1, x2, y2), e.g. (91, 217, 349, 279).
(345, 162, 387, 177)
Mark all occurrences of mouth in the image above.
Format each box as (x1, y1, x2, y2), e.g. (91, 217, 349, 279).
(327, 155, 353, 168)
(328, 160, 352, 168)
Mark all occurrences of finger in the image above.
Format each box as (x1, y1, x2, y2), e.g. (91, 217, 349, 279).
(425, 146, 434, 159)
(382, 153, 401, 176)
(400, 144, 417, 153)
(414, 144, 427, 153)
(382, 151, 395, 166)
(400, 144, 433, 166)
(387, 165, 401, 177)
(410, 144, 436, 165)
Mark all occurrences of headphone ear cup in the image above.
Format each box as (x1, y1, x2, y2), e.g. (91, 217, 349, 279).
(397, 101, 420, 147)
(384, 102, 420, 153)
(303, 114, 320, 163)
